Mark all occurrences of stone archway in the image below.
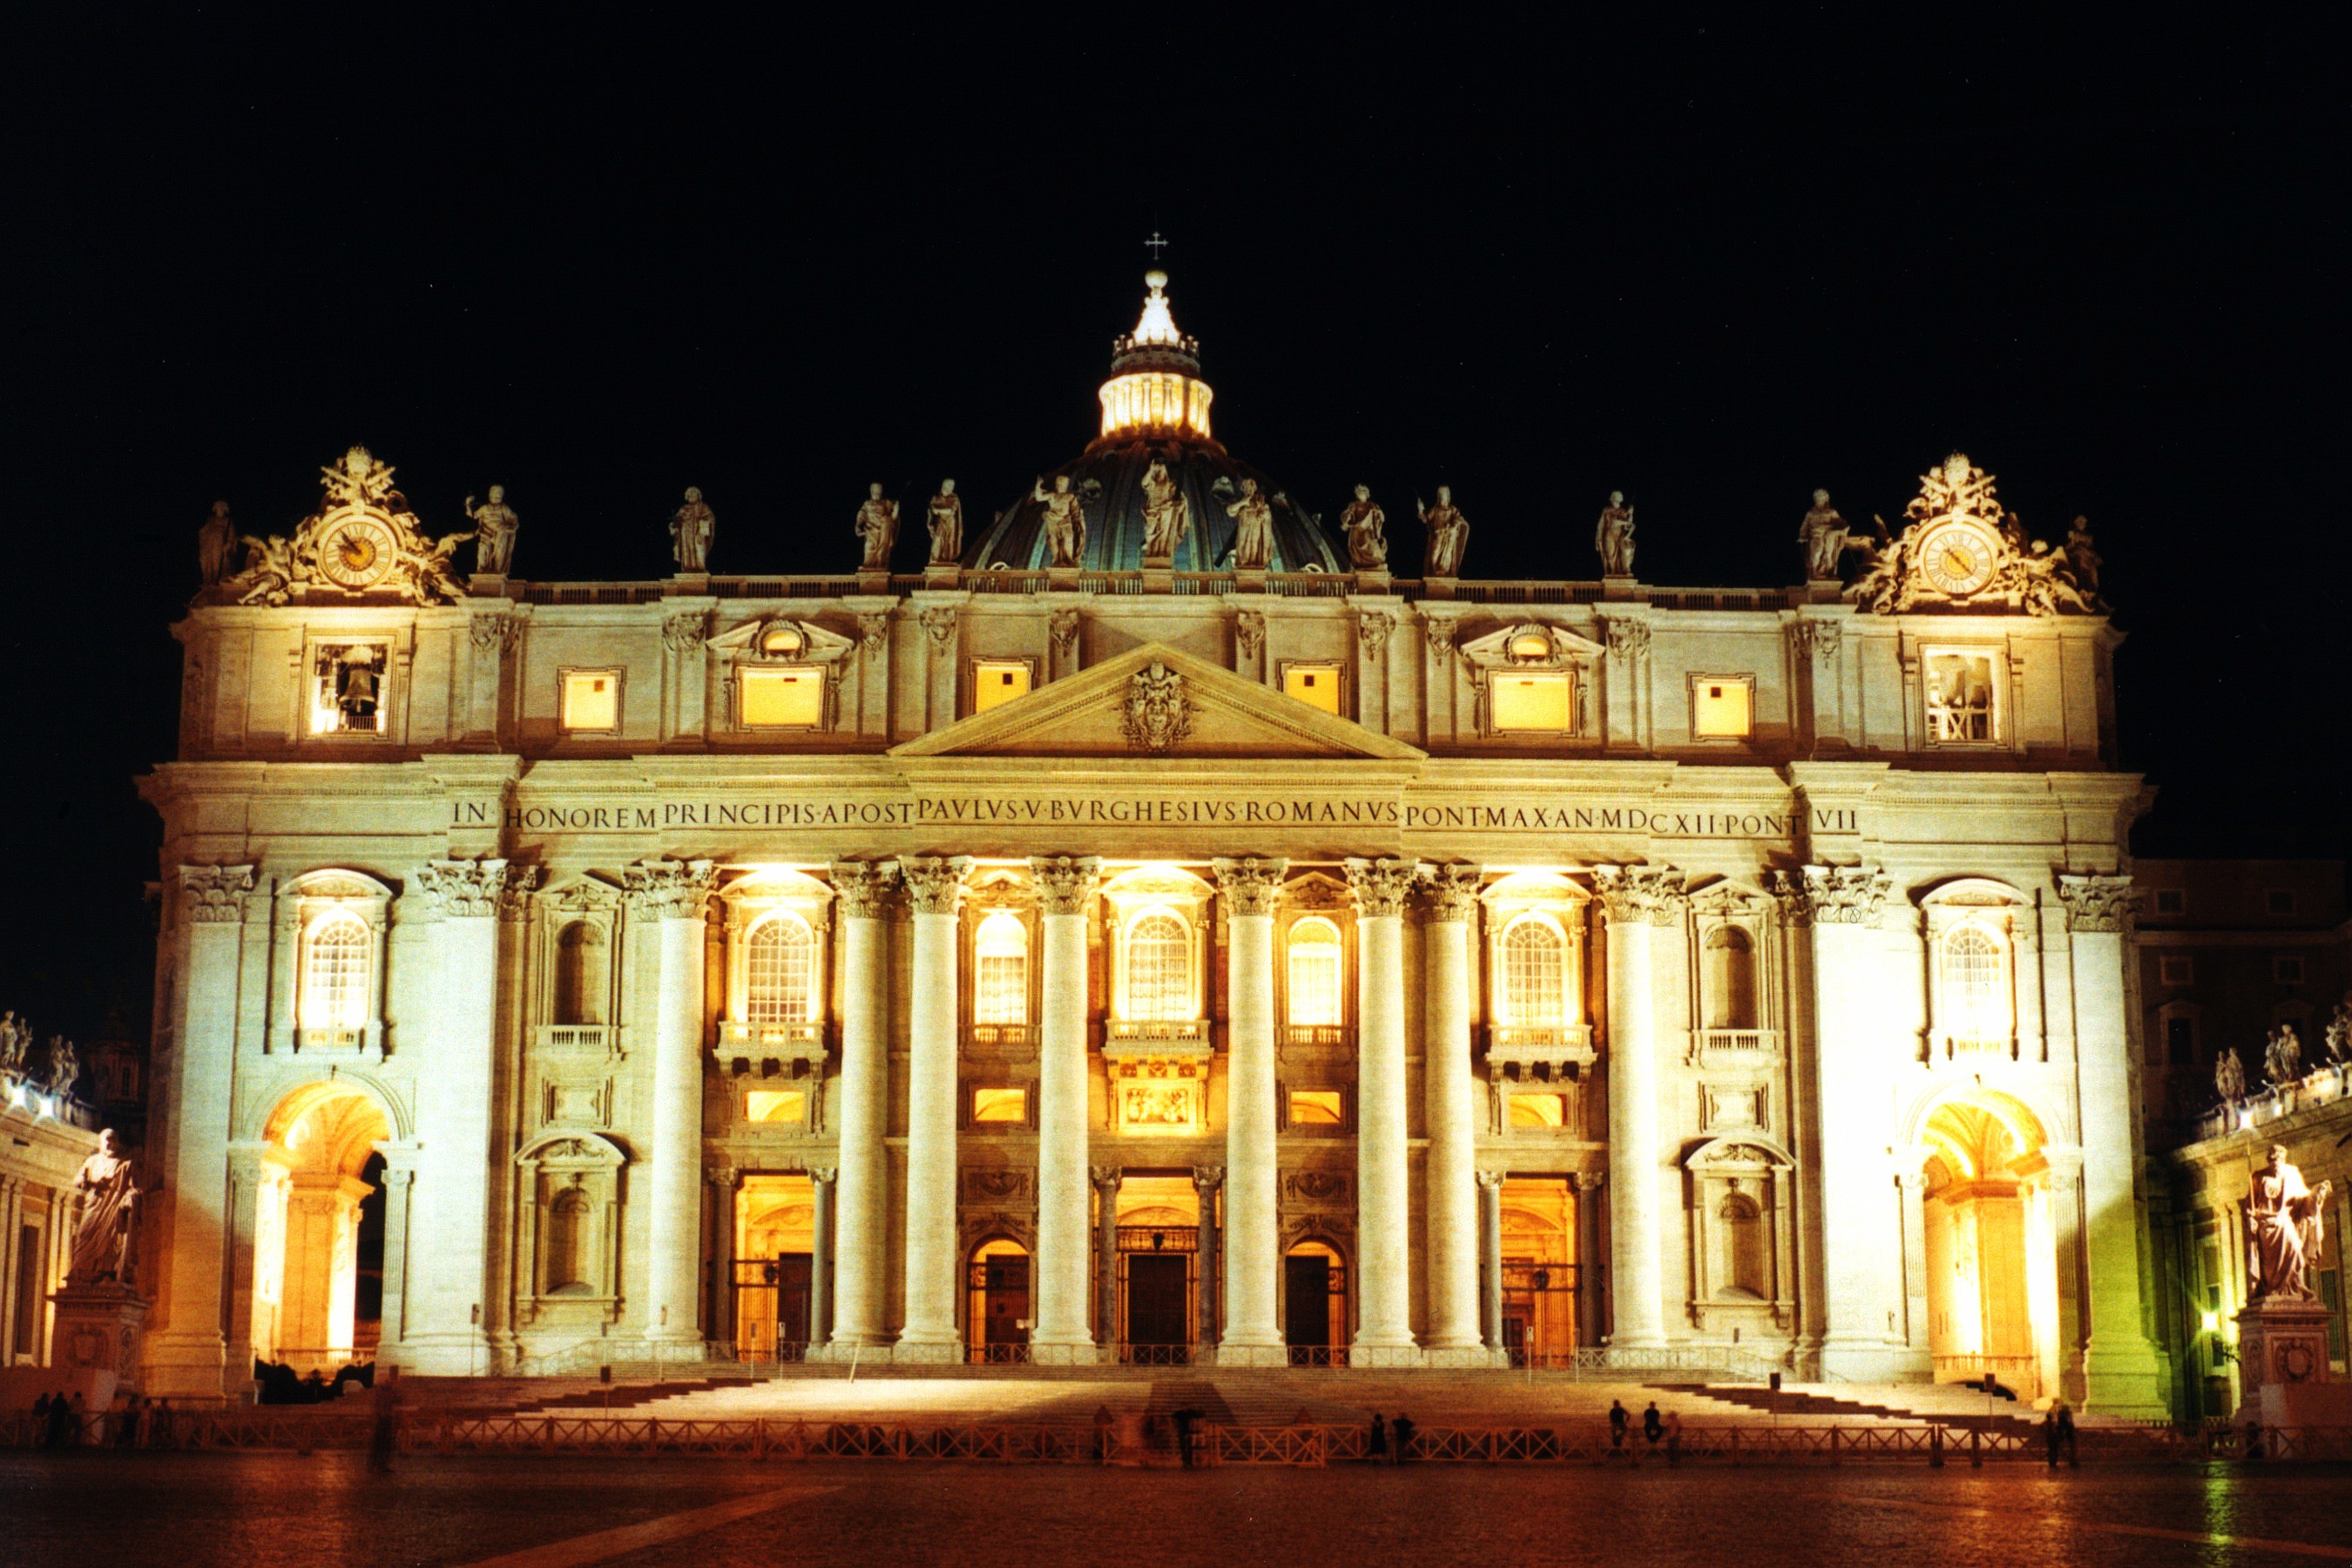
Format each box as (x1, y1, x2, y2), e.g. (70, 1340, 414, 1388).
(253, 1081, 391, 1376)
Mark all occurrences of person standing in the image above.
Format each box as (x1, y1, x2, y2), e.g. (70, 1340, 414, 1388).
(2042, 1409, 2060, 1469)
(1642, 1401, 1663, 1452)
(2056, 1401, 2078, 1469)
(368, 1368, 402, 1474)
(1608, 1398, 1629, 1456)
(1391, 1413, 1416, 1465)
(1663, 1409, 1682, 1466)
(1367, 1412, 1388, 1463)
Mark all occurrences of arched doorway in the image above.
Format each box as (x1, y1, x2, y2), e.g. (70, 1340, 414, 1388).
(1500, 1179, 1578, 1367)
(1922, 1092, 2061, 1401)
(252, 1082, 390, 1376)
(966, 1238, 1031, 1362)
(734, 1175, 813, 1360)
(1114, 1176, 1198, 1363)
(1282, 1240, 1348, 1365)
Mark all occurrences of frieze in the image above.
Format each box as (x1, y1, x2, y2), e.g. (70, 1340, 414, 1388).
(963, 1167, 1033, 1204)
(1282, 1170, 1350, 1205)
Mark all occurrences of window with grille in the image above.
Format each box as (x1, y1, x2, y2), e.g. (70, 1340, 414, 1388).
(746, 915, 814, 1023)
(1501, 916, 1566, 1027)
(975, 911, 1029, 1024)
(1287, 917, 1342, 1026)
(1124, 909, 1193, 1020)
(300, 910, 371, 1030)
(1940, 925, 2009, 1040)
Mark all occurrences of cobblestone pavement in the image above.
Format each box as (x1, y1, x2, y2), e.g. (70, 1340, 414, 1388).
(5, 1453, 2351, 1567)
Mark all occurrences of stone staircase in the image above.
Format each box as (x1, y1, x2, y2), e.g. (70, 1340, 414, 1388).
(1682, 1383, 2039, 1434)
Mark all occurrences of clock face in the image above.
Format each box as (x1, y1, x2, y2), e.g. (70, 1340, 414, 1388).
(318, 515, 394, 591)
(1919, 521, 1999, 598)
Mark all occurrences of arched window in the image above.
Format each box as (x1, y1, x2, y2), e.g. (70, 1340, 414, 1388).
(544, 1187, 591, 1294)
(975, 910, 1029, 1024)
(299, 910, 371, 1031)
(1287, 917, 1342, 1027)
(1704, 927, 1757, 1031)
(1720, 1193, 1767, 1299)
(1940, 925, 2010, 1041)
(1500, 916, 1565, 1028)
(746, 914, 815, 1024)
(1125, 909, 1193, 1020)
(553, 922, 606, 1026)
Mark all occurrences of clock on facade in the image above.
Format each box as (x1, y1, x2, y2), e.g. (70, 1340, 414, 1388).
(316, 514, 396, 591)
(1917, 519, 1999, 598)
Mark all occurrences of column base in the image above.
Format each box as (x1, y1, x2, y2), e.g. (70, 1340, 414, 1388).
(1348, 1342, 1424, 1369)
(806, 1340, 894, 1365)
(141, 1330, 227, 1402)
(1422, 1345, 1509, 1370)
(1213, 1343, 1292, 1368)
(892, 1338, 963, 1365)
(1027, 1340, 1105, 1366)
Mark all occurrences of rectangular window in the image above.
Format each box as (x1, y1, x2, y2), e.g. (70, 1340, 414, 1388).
(1509, 1093, 1567, 1128)
(2159, 956, 2194, 987)
(1288, 1090, 1344, 1126)
(559, 669, 622, 733)
(745, 1089, 806, 1125)
(2166, 1016, 2195, 1065)
(2266, 889, 2298, 916)
(1281, 663, 1345, 716)
(1923, 649, 2002, 745)
(2274, 956, 2307, 985)
(2153, 889, 2187, 916)
(1491, 672, 1573, 733)
(309, 642, 390, 735)
(740, 666, 825, 728)
(972, 1086, 1028, 1124)
(970, 659, 1032, 713)
(1690, 676, 1754, 739)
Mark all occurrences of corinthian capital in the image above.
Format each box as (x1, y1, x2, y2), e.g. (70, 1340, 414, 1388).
(1592, 864, 1686, 925)
(416, 857, 513, 919)
(2056, 873, 2136, 934)
(1800, 863, 1892, 926)
(497, 865, 544, 921)
(901, 855, 972, 915)
(179, 864, 257, 925)
(1029, 855, 1102, 916)
(1213, 856, 1289, 917)
(828, 859, 900, 919)
(1416, 862, 1484, 923)
(1345, 856, 1416, 918)
(622, 858, 719, 919)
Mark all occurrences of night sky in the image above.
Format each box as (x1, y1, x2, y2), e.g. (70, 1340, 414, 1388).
(3, 11, 2344, 1042)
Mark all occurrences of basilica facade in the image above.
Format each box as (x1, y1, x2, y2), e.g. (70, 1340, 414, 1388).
(139, 274, 2170, 1414)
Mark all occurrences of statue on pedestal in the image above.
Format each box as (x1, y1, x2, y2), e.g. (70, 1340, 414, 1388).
(199, 502, 237, 587)
(1419, 486, 1469, 577)
(1225, 476, 1273, 570)
(2215, 1045, 2246, 1104)
(2324, 997, 2351, 1065)
(464, 485, 520, 575)
(926, 481, 963, 565)
(1139, 459, 1192, 559)
(1596, 490, 1637, 577)
(1339, 484, 1389, 569)
(1033, 475, 1087, 568)
(67, 1130, 139, 1288)
(855, 483, 900, 571)
(670, 487, 715, 574)
(2245, 1144, 2332, 1302)
(2265, 1024, 2304, 1087)
(45, 1036, 78, 1098)
(0, 1011, 25, 1075)
(1799, 490, 1850, 580)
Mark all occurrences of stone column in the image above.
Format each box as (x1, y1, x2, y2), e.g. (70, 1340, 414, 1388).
(1574, 1173, 1609, 1348)
(1417, 862, 1484, 1361)
(624, 859, 717, 1353)
(1801, 864, 1909, 1381)
(827, 861, 896, 1349)
(897, 855, 970, 1358)
(1593, 864, 1681, 1350)
(147, 866, 255, 1399)
(1193, 1166, 1225, 1348)
(2058, 875, 2169, 1416)
(1346, 856, 1417, 1362)
(808, 1166, 837, 1350)
(1092, 1166, 1123, 1348)
(375, 1149, 419, 1356)
(708, 1166, 740, 1354)
(1212, 857, 1287, 1363)
(1477, 1170, 1505, 1351)
(1030, 856, 1101, 1362)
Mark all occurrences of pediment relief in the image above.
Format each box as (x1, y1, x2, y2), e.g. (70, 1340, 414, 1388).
(1918, 875, 2030, 909)
(1457, 621, 1605, 672)
(1281, 871, 1354, 912)
(542, 877, 620, 911)
(1684, 1133, 1794, 1171)
(1686, 876, 1777, 916)
(708, 616, 856, 665)
(890, 641, 1423, 761)
(285, 870, 393, 905)
(518, 1129, 629, 1167)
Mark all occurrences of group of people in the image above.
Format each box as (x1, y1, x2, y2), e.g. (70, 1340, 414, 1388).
(27, 1391, 174, 1450)
(1606, 1399, 1685, 1463)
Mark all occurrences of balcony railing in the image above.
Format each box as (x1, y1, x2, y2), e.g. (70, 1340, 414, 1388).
(1280, 1024, 1351, 1048)
(534, 1024, 617, 1053)
(966, 1342, 1033, 1365)
(966, 1023, 1038, 1050)
(1484, 1023, 1597, 1072)
(715, 1019, 828, 1072)
(294, 1026, 362, 1053)
(1104, 1019, 1212, 1058)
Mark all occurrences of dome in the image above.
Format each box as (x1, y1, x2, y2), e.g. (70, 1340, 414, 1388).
(963, 273, 1345, 574)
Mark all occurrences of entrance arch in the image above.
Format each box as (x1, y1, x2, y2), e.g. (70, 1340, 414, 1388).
(1499, 1179, 1578, 1366)
(252, 1081, 391, 1375)
(966, 1237, 1031, 1362)
(1282, 1238, 1348, 1364)
(734, 1176, 814, 1360)
(1920, 1091, 2062, 1401)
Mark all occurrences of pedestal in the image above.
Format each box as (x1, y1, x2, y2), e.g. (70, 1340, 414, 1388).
(668, 573, 711, 595)
(2234, 1299, 2349, 1429)
(1355, 567, 1392, 592)
(1047, 567, 1082, 592)
(1233, 569, 1267, 593)
(1422, 576, 1456, 600)
(1140, 563, 1173, 592)
(1802, 579, 1842, 604)
(468, 572, 508, 598)
(856, 570, 893, 593)
(1600, 575, 1643, 601)
(51, 1284, 150, 1416)
(923, 563, 961, 588)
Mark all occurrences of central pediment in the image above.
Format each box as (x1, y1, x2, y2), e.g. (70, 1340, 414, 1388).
(890, 642, 1424, 760)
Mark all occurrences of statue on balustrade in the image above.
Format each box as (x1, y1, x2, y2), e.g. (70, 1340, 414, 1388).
(465, 485, 520, 575)
(1419, 486, 1469, 577)
(670, 486, 715, 573)
(854, 483, 900, 571)
(45, 1037, 78, 1098)
(1140, 458, 1193, 559)
(0, 1011, 26, 1076)
(1596, 490, 1637, 577)
(926, 480, 963, 565)
(67, 1129, 139, 1288)
(2264, 1024, 2303, 1087)
(2324, 997, 2351, 1066)
(1225, 476, 1273, 570)
(2245, 1144, 2332, 1302)
(1798, 489, 1852, 581)
(199, 501, 238, 587)
(1033, 474, 1087, 568)
(2214, 1045, 2246, 1104)
(1339, 484, 1389, 569)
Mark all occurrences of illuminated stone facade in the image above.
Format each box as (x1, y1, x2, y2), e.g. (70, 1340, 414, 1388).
(139, 279, 2170, 1413)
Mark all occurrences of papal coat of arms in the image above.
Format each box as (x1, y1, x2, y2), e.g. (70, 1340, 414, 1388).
(1119, 659, 1194, 753)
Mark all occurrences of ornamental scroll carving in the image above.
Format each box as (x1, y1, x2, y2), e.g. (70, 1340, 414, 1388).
(1212, 856, 1289, 917)
(857, 612, 890, 653)
(179, 864, 257, 924)
(415, 858, 515, 919)
(622, 858, 719, 919)
(1602, 618, 1652, 663)
(1050, 608, 1082, 659)
(1416, 862, 1484, 923)
(2056, 874, 2136, 934)
(469, 613, 524, 653)
(1788, 618, 1842, 662)
(1344, 856, 1416, 918)
(661, 611, 709, 653)
(829, 860, 900, 918)
(1423, 615, 1460, 662)
(1120, 660, 1194, 754)
(1357, 612, 1394, 655)
(1592, 864, 1686, 925)
(1233, 610, 1265, 659)
(901, 856, 972, 916)
(1764, 871, 1812, 928)
(1846, 453, 2105, 617)
(1030, 855, 1102, 916)
(1801, 864, 1892, 926)
(918, 606, 959, 648)
(220, 447, 472, 608)
(497, 867, 544, 922)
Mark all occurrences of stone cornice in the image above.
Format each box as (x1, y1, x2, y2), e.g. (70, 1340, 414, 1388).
(1029, 855, 1103, 916)
(1213, 856, 1289, 918)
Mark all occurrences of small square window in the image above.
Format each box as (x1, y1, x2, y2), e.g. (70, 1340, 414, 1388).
(2159, 956, 2194, 987)
(972, 1086, 1028, 1124)
(1510, 1093, 1566, 1128)
(2266, 889, 2298, 916)
(746, 1089, 806, 1125)
(1282, 663, 1345, 716)
(2274, 956, 2306, 985)
(1491, 672, 1573, 733)
(560, 669, 622, 733)
(2153, 889, 2186, 916)
(740, 666, 825, 728)
(1288, 1090, 1343, 1126)
(1691, 676, 1754, 740)
(970, 659, 1031, 713)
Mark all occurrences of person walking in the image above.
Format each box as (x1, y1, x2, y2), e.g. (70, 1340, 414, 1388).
(2042, 1408, 2060, 1469)
(1664, 1409, 1682, 1466)
(1367, 1412, 1389, 1463)
(1607, 1399, 1629, 1458)
(1391, 1413, 1416, 1465)
(2055, 1400, 2078, 1470)
(1642, 1401, 1663, 1454)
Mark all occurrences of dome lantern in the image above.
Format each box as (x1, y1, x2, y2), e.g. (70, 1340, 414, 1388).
(1098, 270, 1213, 442)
